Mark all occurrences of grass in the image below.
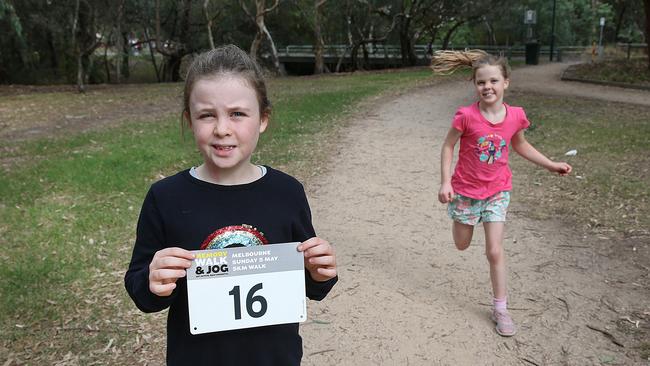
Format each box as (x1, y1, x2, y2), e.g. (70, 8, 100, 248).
(563, 58, 650, 86)
(508, 89, 650, 242)
(0, 68, 443, 365)
(0, 83, 180, 141)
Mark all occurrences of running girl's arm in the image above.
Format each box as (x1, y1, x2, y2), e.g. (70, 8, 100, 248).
(511, 130, 572, 176)
(439, 127, 462, 203)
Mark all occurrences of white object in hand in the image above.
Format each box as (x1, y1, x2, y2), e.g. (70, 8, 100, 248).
(564, 149, 577, 156)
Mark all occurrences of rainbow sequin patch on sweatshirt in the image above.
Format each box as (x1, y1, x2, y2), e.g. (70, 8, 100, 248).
(200, 224, 269, 250)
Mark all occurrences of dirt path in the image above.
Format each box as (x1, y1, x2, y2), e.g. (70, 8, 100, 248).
(300, 63, 649, 365)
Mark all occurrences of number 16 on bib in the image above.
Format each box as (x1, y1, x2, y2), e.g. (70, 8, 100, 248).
(186, 242, 307, 334)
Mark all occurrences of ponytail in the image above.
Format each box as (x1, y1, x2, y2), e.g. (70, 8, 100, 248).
(430, 49, 510, 80)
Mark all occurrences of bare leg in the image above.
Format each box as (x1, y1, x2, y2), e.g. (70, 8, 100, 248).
(483, 221, 506, 299)
(452, 221, 474, 250)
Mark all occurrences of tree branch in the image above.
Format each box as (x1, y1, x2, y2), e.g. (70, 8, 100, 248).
(264, 0, 280, 15)
(239, 0, 254, 21)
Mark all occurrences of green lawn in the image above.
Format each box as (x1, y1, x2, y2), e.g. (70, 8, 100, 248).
(563, 58, 650, 86)
(509, 90, 650, 239)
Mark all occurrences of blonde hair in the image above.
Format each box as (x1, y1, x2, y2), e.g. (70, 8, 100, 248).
(430, 49, 510, 80)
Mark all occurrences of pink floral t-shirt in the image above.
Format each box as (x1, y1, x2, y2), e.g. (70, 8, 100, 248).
(451, 102, 530, 200)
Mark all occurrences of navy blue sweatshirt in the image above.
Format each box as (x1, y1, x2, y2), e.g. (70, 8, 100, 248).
(125, 167, 337, 365)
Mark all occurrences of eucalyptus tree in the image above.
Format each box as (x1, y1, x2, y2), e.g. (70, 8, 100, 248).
(313, 0, 328, 73)
(121, 0, 162, 81)
(240, 0, 282, 74)
(0, 0, 27, 81)
(393, 0, 432, 66)
(414, 0, 471, 52)
(154, 0, 201, 82)
(341, 0, 399, 71)
(203, 0, 227, 49)
(621, 0, 648, 45)
(289, 0, 331, 73)
(72, 0, 100, 91)
(1, 0, 112, 87)
(643, 0, 650, 69)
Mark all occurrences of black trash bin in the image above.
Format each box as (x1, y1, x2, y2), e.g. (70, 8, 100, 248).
(525, 42, 540, 65)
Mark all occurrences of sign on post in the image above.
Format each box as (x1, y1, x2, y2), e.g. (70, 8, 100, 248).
(524, 10, 537, 24)
(598, 17, 605, 59)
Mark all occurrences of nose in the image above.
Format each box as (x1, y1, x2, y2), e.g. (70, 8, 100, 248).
(213, 119, 231, 136)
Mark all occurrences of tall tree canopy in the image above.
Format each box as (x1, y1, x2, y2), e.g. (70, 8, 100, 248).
(0, 0, 646, 84)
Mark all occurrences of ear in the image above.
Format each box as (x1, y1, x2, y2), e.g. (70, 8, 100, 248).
(183, 110, 192, 128)
(503, 78, 510, 90)
(259, 112, 269, 133)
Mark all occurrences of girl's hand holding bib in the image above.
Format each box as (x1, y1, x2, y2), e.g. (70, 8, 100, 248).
(298, 237, 337, 282)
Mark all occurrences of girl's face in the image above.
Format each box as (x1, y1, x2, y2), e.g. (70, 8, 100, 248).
(186, 75, 268, 180)
(474, 65, 509, 107)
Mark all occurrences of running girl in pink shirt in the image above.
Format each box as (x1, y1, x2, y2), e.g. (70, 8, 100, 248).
(432, 50, 572, 336)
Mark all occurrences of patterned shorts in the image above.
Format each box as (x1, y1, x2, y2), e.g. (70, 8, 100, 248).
(447, 191, 511, 225)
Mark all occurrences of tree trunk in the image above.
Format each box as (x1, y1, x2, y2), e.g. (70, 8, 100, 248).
(614, 3, 626, 41)
(351, 41, 362, 70)
(116, 0, 124, 83)
(397, 0, 419, 67)
(144, 27, 161, 82)
(46, 30, 59, 69)
(313, 0, 327, 74)
(155, 0, 163, 56)
(72, 0, 81, 90)
(426, 29, 438, 56)
(77, 52, 85, 93)
(122, 32, 130, 79)
(104, 32, 112, 83)
(485, 19, 496, 46)
(335, 9, 354, 72)
(645, 0, 650, 69)
(399, 27, 417, 66)
(261, 26, 281, 73)
(204, 0, 216, 49)
(155, 0, 192, 81)
(2, 1, 28, 69)
(442, 20, 465, 50)
(162, 55, 182, 82)
(243, 0, 281, 74)
(250, 31, 263, 57)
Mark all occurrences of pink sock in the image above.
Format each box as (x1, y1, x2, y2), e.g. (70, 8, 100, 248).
(493, 297, 507, 313)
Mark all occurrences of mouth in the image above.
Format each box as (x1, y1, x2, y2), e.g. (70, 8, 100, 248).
(212, 144, 236, 151)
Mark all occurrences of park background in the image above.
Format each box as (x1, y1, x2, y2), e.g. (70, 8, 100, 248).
(1, 0, 649, 85)
(1, 0, 650, 365)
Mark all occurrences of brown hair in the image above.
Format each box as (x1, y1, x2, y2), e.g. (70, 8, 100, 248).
(182, 44, 271, 122)
(430, 49, 511, 81)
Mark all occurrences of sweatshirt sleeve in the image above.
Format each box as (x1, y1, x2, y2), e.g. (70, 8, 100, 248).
(292, 183, 338, 301)
(305, 271, 338, 301)
(124, 188, 179, 313)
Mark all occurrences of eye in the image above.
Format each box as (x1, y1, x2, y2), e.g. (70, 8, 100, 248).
(198, 113, 214, 119)
(231, 111, 246, 118)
